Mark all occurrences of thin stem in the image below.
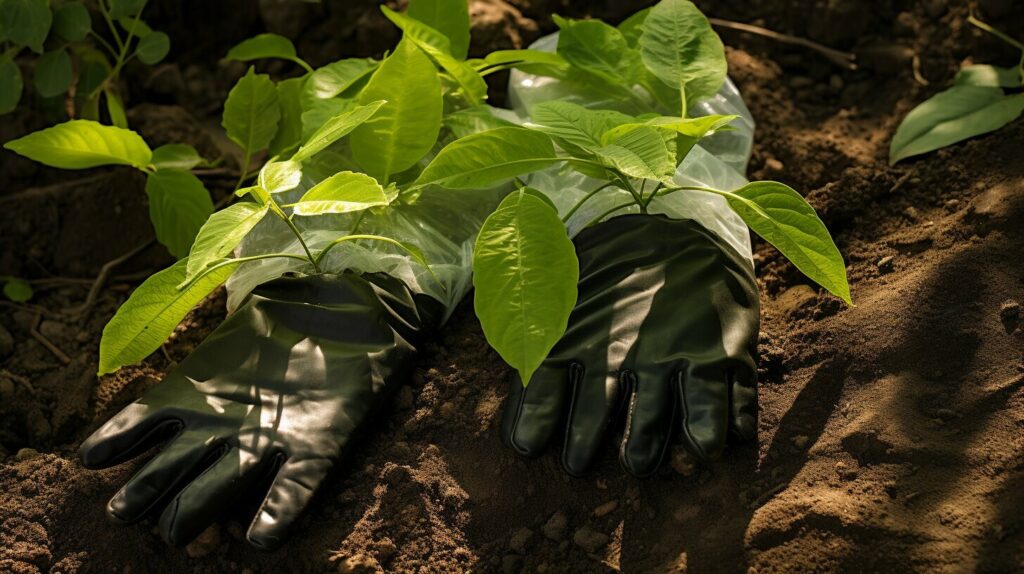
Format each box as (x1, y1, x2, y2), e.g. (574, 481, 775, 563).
(616, 175, 646, 213)
(583, 201, 634, 229)
(99, 0, 125, 53)
(88, 30, 119, 59)
(641, 181, 665, 210)
(233, 150, 252, 192)
(708, 17, 857, 70)
(562, 181, 616, 223)
(968, 13, 1024, 51)
(349, 210, 368, 235)
(179, 253, 312, 292)
(653, 184, 720, 199)
(283, 215, 321, 273)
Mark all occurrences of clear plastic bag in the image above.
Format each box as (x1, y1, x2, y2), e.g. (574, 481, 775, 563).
(508, 32, 756, 265)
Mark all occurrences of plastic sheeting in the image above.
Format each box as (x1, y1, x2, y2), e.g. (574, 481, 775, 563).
(508, 32, 757, 265)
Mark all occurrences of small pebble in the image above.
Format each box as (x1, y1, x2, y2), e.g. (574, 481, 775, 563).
(593, 500, 618, 517)
(184, 525, 222, 558)
(335, 553, 380, 574)
(573, 526, 610, 554)
(877, 256, 895, 273)
(792, 435, 810, 450)
(542, 511, 568, 541)
(15, 448, 39, 461)
(999, 300, 1020, 321)
(508, 527, 533, 553)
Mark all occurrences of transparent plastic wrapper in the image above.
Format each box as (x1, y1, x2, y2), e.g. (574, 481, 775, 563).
(509, 33, 757, 265)
(227, 174, 503, 318)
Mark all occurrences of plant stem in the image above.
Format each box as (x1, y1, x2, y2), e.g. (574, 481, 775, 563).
(233, 150, 252, 192)
(562, 182, 616, 223)
(283, 215, 321, 273)
(616, 175, 646, 213)
(968, 13, 1024, 51)
(641, 181, 665, 210)
(180, 253, 312, 291)
(583, 201, 634, 229)
(88, 31, 119, 59)
(99, 0, 125, 53)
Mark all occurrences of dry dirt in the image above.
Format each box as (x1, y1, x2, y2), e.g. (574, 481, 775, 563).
(1, 1, 1023, 573)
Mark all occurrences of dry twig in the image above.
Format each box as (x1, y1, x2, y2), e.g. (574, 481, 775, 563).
(709, 17, 857, 70)
(64, 239, 155, 320)
(29, 313, 71, 365)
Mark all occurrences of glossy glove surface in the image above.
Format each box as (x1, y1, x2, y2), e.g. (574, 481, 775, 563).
(501, 215, 760, 476)
(80, 273, 440, 549)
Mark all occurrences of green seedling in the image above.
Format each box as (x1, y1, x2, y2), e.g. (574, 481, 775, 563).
(415, 0, 851, 385)
(1, 276, 33, 302)
(890, 14, 1024, 164)
(0, 0, 170, 124)
(97, 0, 484, 375)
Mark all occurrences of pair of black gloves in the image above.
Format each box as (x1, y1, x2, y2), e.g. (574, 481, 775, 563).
(79, 214, 760, 549)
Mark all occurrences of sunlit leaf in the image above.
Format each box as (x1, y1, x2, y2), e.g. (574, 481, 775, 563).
(3, 120, 152, 169)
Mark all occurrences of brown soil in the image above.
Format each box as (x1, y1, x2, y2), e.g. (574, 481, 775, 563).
(2, 1, 1023, 573)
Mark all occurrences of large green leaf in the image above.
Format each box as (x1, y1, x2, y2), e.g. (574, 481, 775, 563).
(0, 59, 23, 114)
(221, 67, 281, 158)
(268, 76, 305, 158)
(98, 258, 240, 375)
(443, 105, 516, 138)
(554, 15, 642, 86)
(144, 169, 215, 258)
(136, 31, 170, 65)
(0, 0, 51, 53)
(292, 100, 385, 162)
(415, 127, 561, 189)
(954, 65, 1022, 88)
(407, 0, 470, 60)
(52, 1, 90, 42)
(381, 6, 486, 105)
(596, 125, 676, 183)
(300, 98, 353, 141)
(3, 119, 152, 169)
(529, 101, 635, 155)
(479, 49, 569, 77)
(712, 181, 851, 304)
(618, 7, 651, 46)
(473, 189, 579, 385)
(889, 86, 1024, 164)
(183, 201, 268, 284)
(226, 33, 311, 71)
(350, 38, 442, 182)
(258, 159, 302, 193)
(34, 49, 73, 98)
(638, 0, 726, 112)
(292, 171, 389, 216)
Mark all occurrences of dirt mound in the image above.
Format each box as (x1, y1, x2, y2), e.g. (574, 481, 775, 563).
(1, 0, 1023, 572)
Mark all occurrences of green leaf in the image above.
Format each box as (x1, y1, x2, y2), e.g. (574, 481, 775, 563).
(2, 277, 33, 302)
(713, 181, 851, 304)
(618, 7, 651, 46)
(52, 1, 90, 42)
(407, 0, 470, 60)
(303, 58, 377, 103)
(144, 169, 215, 258)
(443, 105, 516, 138)
(104, 88, 128, 128)
(292, 99, 385, 162)
(889, 86, 1024, 164)
(98, 258, 240, 375)
(554, 14, 643, 86)
(955, 64, 1022, 88)
(381, 5, 486, 105)
(152, 143, 203, 170)
(268, 76, 305, 158)
(136, 31, 170, 65)
(0, 59, 24, 114)
(258, 159, 302, 193)
(473, 189, 578, 385)
(34, 49, 73, 98)
(479, 49, 569, 76)
(300, 97, 353, 140)
(116, 16, 153, 37)
(108, 0, 145, 20)
(529, 101, 635, 154)
(182, 202, 269, 285)
(415, 127, 561, 189)
(0, 0, 52, 53)
(603, 113, 737, 164)
(350, 38, 442, 182)
(3, 119, 152, 169)
(639, 0, 726, 111)
(225, 32, 311, 71)
(222, 67, 281, 157)
(596, 125, 676, 183)
(292, 171, 389, 216)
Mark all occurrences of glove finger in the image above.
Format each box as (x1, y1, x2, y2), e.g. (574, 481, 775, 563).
(562, 366, 623, 476)
(246, 457, 332, 550)
(107, 431, 223, 524)
(500, 363, 571, 457)
(79, 403, 177, 469)
(676, 365, 730, 461)
(619, 368, 676, 477)
(729, 366, 758, 443)
(158, 446, 268, 546)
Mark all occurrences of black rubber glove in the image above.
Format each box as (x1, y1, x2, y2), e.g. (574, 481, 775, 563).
(501, 215, 759, 477)
(79, 273, 441, 549)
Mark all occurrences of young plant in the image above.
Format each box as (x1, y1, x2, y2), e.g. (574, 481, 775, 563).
(0, 0, 170, 124)
(96, 0, 487, 375)
(890, 14, 1024, 164)
(3, 120, 214, 259)
(414, 0, 852, 385)
(1, 275, 33, 302)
